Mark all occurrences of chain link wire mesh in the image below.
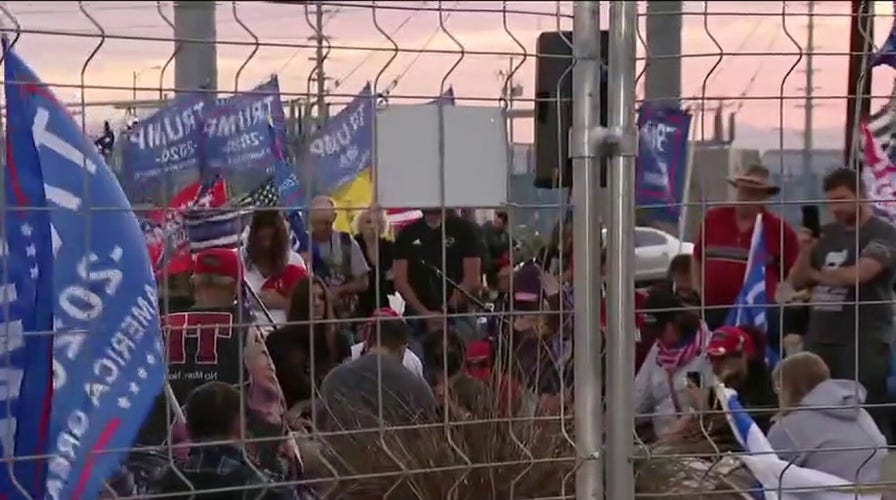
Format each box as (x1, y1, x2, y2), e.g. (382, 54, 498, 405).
(3, 1, 896, 499)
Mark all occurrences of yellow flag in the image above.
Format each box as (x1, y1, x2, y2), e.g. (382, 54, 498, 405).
(330, 168, 374, 233)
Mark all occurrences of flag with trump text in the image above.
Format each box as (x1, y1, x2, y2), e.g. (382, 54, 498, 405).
(0, 49, 56, 499)
(324, 86, 452, 233)
(636, 105, 692, 225)
(5, 44, 165, 500)
(715, 385, 880, 500)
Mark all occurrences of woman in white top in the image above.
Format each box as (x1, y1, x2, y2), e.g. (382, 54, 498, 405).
(241, 210, 306, 326)
(634, 287, 713, 440)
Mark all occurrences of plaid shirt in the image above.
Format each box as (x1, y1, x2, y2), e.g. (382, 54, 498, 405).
(151, 444, 306, 499)
(168, 312, 304, 481)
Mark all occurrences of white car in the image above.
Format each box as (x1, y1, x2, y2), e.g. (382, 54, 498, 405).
(602, 227, 694, 283)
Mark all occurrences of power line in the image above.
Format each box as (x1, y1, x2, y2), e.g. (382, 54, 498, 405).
(332, 9, 421, 88)
(385, 1, 461, 95)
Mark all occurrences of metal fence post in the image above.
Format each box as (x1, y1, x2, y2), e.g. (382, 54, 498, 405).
(571, 2, 603, 498)
(605, 2, 638, 500)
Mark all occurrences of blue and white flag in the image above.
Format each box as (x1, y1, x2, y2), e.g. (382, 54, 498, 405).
(183, 209, 245, 254)
(635, 105, 692, 225)
(715, 385, 880, 500)
(301, 84, 374, 195)
(0, 49, 56, 500)
(202, 77, 285, 178)
(870, 1, 896, 70)
(268, 116, 309, 254)
(5, 44, 164, 500)
(121, 92, 206, 192)
(123, 77, 285, 200)
(724, 214, 778, 367)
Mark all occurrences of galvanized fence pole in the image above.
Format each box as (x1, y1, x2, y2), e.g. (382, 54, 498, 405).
(605, 1, 638, 500)
(571, 2, 604, 498)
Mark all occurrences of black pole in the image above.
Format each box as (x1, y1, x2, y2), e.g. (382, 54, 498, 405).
(844, 0, 874, 168)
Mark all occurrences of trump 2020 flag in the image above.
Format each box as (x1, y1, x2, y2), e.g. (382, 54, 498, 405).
(715, 385, 880, 500)
(0, 49, 56, 499)
(5, 45, 164, 500)
(636, 105, 692, 225)
(724, 213, 779, 367)
(268, 116, 309, 253)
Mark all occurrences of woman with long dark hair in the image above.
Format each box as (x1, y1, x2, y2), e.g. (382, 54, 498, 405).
(241, 210, 307, 326)
(274, 276, 351, 382)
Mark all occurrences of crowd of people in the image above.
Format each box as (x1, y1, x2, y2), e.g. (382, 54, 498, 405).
(121, 163, 895, 498)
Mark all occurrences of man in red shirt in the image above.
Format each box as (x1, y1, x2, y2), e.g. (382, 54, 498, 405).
(692, 164, 798, 330)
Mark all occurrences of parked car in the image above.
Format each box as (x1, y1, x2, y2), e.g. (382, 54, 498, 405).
(602, 227, 694, 284)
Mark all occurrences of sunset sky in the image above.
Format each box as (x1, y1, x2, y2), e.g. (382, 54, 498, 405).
(5, 1, 896, 152)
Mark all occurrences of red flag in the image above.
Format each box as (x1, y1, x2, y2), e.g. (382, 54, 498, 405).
(145, 179, 228, 276)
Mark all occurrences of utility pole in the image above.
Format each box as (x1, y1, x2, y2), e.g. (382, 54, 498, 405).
(844, 0, 874, 167)
(802, 0, 815, 176)
(311, 1, 328, 124)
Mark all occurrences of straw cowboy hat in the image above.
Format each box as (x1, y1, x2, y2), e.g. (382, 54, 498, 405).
(726, 164, 780, 196)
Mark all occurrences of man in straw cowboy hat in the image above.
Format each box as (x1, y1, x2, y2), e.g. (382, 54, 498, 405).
(692, 163, 798, 331)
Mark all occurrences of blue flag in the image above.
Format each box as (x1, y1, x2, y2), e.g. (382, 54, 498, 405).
(635, 105, 692, 224)
(5, 46, 164, 500)
(871, 1, 896, 69)
(122, 77, 285, 201)
(268, 117, 309, 254)
(202, 77, 285, 191)
(723, 214, 778, 368)
(301, 84, 374, 195)
(429, 86, 455, 105)
(0, 51, 56, 500)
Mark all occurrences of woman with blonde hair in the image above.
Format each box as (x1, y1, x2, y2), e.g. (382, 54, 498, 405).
(353, 207, 395, 319)
(768, 351, 887, 485)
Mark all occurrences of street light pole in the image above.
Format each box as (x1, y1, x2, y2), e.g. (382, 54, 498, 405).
(132, 65, 163, 111)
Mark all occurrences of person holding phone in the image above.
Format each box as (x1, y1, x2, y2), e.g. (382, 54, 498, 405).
(692, 164, 799, 330)
(634, 288, 713, 439)
(787, 167, 896, 440)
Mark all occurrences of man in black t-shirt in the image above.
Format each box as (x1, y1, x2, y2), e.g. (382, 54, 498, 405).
(393, 209, 483, 352)
(139, 248, 250, 447)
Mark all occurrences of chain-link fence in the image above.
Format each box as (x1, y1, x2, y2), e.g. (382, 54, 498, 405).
(1, 1, 896, 499)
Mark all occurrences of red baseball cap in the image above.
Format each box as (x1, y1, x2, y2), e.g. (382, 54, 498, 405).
(706, 326, 755, 359)
(359, 307, 401, 343)
(465, 340, 491, 381)
(193, 248, 242, 281)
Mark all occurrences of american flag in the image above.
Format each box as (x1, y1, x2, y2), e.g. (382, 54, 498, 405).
(865, 104, 896, 159)
(386, 208, 422, 231)
(182, 179, 280, 254)
(234, 177, 279, 208)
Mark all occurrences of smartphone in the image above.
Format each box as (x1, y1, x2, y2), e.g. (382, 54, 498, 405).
(686, 371, 702, 388)
(801, 205, 821, 238)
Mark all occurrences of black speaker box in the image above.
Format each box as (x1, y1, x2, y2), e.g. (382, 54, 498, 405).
(533, 30, 608, 189)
